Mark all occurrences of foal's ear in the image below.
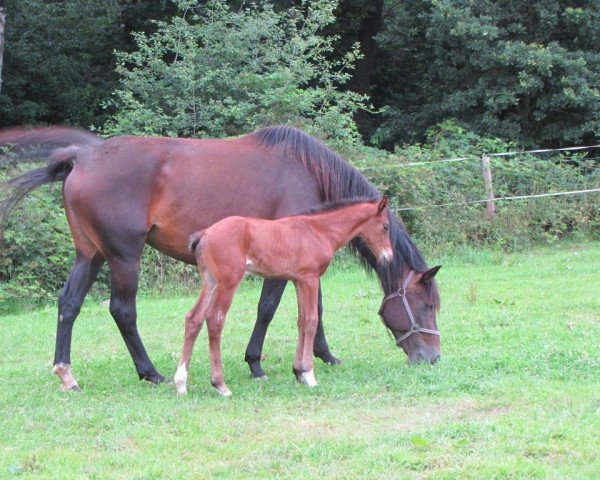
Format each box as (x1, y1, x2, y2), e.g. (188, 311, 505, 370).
(420, 265, 441, 283)
(378, 196, 389, 212)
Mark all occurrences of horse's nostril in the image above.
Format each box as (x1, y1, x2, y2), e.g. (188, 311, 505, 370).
(430, 354, 440, 364)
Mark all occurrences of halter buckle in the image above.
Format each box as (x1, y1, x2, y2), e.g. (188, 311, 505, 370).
(397, 287, 406, 297)
(410, 324, 420, 333)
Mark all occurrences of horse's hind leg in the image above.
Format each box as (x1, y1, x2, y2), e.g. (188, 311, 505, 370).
(107, 255, 164, 384)
(53, 251, 105, 391)
(244, 278, 287, 379)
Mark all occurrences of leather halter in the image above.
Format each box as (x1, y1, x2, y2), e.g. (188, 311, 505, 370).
(378, 270, 440, 346)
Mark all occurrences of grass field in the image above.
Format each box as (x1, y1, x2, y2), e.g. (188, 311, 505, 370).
(1, 242, 599, 479)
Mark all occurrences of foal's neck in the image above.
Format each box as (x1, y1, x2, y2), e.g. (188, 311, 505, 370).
(304, 204, 373, 252)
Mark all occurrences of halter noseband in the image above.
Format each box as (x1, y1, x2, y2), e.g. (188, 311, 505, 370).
(378, 270, 440, 346)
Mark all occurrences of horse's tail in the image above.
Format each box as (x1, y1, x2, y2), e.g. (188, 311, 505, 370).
(0, 146, 80, 229)
(0, 126, 102, 230)
(188, 231, 206, 254)
(0, 125, 100, 159)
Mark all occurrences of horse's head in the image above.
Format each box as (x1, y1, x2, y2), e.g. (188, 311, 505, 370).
(379, 267, 441, 364)
(356, 197, 394, 265)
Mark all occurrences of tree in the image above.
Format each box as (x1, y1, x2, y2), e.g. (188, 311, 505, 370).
(0, 8, 5, 93)
(373, 0, 600, 148)
(104, 0, 366, 141)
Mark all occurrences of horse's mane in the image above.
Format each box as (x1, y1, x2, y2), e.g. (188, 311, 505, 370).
(253, 125, 438, 302)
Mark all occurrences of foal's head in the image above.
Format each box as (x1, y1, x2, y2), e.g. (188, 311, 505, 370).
(355, 197, 394, 265)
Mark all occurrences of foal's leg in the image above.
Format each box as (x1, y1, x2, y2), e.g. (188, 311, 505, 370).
(245, 279, 339, 379)
(206, 283, 239, 397)
(292, 277, 320, 387)
(313, 282, 341, 365)
(174, 280, 214, 396)
(52, 251, 105, 391)
(107, 256, 164, 384)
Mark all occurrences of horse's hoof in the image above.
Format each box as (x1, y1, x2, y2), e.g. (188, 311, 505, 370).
(253, 375, 268, 381)
(176, 386, 188, 396)
(316, 352, 342, 365)
(142, 372, 166, 385)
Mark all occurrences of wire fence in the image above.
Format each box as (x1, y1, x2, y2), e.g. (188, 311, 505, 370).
(377, 144, 600, 213)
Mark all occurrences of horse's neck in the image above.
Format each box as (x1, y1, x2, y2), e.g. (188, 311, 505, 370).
(304, 206, 370, 252)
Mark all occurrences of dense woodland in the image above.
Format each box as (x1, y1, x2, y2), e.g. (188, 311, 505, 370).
(0, 0, 598, 147)
(0, 0, 599, 304)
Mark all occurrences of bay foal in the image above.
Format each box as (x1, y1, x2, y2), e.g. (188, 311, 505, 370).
(175, 198, 393, 396)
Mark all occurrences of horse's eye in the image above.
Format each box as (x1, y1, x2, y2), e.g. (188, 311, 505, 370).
(383, 224, 390, 232)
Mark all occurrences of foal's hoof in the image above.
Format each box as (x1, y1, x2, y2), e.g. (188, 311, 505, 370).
(213, 385, 233, 397)
(294, 368, 318, 388)
(316, 352, 342, 366)
(61, 384, 82, 393)
(176, 386, 188, 396)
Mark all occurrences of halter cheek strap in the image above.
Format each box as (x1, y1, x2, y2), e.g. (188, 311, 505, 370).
(378, 270, 440, 346)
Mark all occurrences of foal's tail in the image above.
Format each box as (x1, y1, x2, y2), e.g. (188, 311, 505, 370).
(188, 231, 206, 254)
(0, 126, 101, 229)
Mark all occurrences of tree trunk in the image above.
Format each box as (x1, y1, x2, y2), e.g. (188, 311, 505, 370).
(0, 8, 5, 93)
(346, 0, 384, 137)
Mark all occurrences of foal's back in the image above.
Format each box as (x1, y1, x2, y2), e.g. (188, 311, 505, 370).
(196, 215, 333, 282)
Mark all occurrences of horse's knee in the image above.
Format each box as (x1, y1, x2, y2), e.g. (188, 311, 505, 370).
(109, 298, 136, 328)
(58, 293, 82, 325)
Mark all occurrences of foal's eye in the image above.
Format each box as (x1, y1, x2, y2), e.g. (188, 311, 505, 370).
(383, 224, 390, 232)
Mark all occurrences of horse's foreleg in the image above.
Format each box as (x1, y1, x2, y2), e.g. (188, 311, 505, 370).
(244, 278, 287, 379)
(206, 284, 237, 397)
(175, 279, 214, 396)
(293, 277, 320, 388)
(53, 252, 105, 391)
(313, 282, 341, 365)
(107, 257, 164, 384)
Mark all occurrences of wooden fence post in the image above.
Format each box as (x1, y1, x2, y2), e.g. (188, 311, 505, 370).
(0, 8, 5, 93)
(481, 154, 496, 217)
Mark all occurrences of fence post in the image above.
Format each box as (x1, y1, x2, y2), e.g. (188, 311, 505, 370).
(481, 154, 496, 217)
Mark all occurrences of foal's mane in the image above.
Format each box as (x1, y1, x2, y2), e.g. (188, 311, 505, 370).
(253, 126, 438, 302)
(293, 196, 380, 216)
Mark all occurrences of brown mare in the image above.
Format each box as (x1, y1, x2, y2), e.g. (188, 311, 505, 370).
(0, 125, 441, 391)
(176, 198, 393, 396)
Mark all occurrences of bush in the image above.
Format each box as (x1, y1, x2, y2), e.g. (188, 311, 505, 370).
(350, 122, 600, 254)
(103, 0, 366, 142)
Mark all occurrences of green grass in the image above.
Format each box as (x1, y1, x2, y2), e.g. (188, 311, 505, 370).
(1, 242, 599, 479)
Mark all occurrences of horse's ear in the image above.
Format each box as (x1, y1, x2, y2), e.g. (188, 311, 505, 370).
(378, 196, 389, 212)
(420, 265, 441, 283)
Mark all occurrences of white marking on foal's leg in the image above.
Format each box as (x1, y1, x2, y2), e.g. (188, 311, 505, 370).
(174, 364, 188, 396)
(299, 369, 317, 388)
(52, 363, 80, 391)
(212, 383, 233, 397)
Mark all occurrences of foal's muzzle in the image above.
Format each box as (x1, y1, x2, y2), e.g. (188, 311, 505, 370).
(379, 249, 393, 264)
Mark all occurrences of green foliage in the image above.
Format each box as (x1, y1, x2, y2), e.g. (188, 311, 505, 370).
(373, 0, 600, 147)
(103, 0, 366, 141)
(352, 122, 600, 253)
(0, 0, 122, 127)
